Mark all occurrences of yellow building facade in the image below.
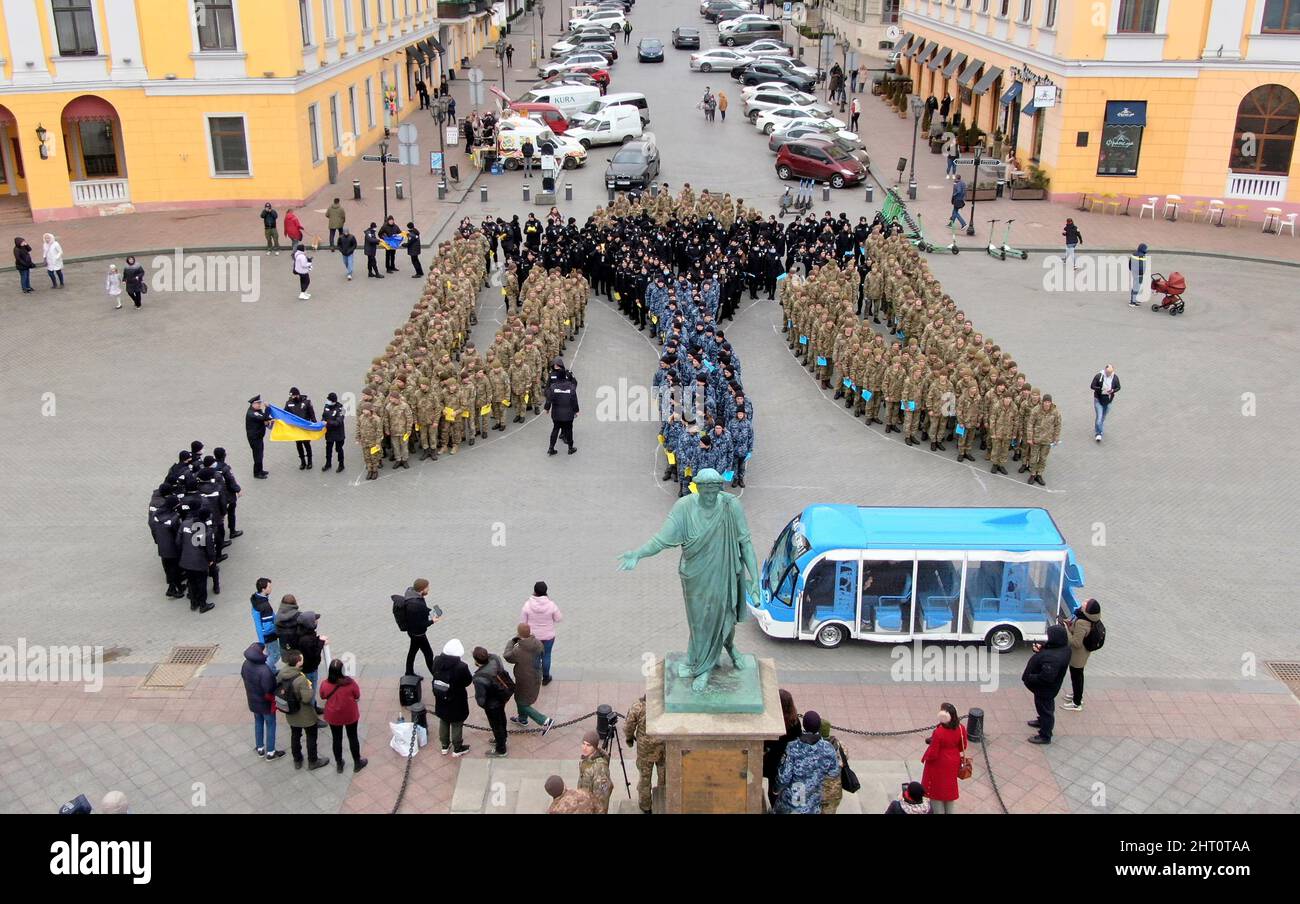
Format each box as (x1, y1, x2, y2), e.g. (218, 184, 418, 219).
(896, 0, 1300, 215)
(0, 0, 496, 222)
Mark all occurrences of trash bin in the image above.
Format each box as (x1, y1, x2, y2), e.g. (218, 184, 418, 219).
(438, 180, 447, 200)
(822, 185, 830, 202)
(353, 178, 362, 200)
(523, 183, 531, 202)
(565, 182, 573, 201)
(449, 164, 460, 182)
(864, 183, 874, 203)
(996, 179, 1006, 199)
(395, 179, 404, 200)
(480, 185, 488, 202)
(327, 154, 338, 184)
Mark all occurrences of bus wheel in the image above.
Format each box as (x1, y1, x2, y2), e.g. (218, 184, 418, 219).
(815, 623, 845, 649)
(985, 626, 1021, 654)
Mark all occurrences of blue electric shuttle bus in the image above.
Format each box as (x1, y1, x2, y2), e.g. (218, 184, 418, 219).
(749, 505, 1086, 652)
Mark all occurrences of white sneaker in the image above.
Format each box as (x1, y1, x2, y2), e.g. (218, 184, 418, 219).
(347, 274, 352, 280)
(439, 746, 450, 756)
(1095, 434, 1102, 442)
(1062, 701, 1083, 711)
(274, 250, 280, 255)
(298, 292, 310, 300)
(115, 302, 122, 309)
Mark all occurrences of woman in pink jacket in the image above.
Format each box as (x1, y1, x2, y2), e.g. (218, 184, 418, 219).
(521, 581, 563, 685)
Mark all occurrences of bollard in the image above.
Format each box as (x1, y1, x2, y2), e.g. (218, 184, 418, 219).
(523, 183, 531, 202)
(395, 179, 404, 200)
(352, 178, 362, 200)
(966, 707, 984, 743)
(607, 185, 615, 201)
(437, 180, 447, 201)
(865, 183, 874, 203)
(907, 179, 917, 201)
(565, 182, 573, 202)
(480, 185, 488, 203)
(822, 185, 830, 202)
(650, 183, 659, 198)
(996, 179, 1006, 199)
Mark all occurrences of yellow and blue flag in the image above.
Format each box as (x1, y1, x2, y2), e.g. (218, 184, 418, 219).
(266, 404, 325, 442)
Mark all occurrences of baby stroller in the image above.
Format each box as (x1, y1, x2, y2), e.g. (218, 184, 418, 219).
(1149, 272, 1186, 315)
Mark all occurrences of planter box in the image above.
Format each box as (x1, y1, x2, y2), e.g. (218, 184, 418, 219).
(1009, 186, 1046, 200)
(971, 187, 998, 202)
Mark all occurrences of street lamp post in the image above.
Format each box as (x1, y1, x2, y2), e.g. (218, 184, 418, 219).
(908, 95, 923, 201)
(379, 139, 391, 220)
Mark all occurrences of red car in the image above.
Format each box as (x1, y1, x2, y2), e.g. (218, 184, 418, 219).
(775, 140, 866, 188)
(568, 64, 610, 90)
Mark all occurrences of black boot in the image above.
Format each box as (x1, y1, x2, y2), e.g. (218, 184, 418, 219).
(321, 461, 331, 471)
(934, 442, 946, 451)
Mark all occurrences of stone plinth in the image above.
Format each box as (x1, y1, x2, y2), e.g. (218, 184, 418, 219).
(645, 656, 785, 814)
(663, 652, 763, 713)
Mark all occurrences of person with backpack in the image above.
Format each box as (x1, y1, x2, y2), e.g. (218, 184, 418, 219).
(320, 658, 367, 774)
(920, 702, 967, 814)
(885, 782, 933, 814)
(241, 642, 284, 761)
(277, 649, 330, 771)
(432, 638, 473, 757)
(274, 593, 302, 653)
(294, 611, 327, 714)
(1063, 599, 1103, 712)
(1022, 624, 1072, 745)
(395, 578, 442, 678)
(503, 624, 555, 733)
(472, 645, 512, 758)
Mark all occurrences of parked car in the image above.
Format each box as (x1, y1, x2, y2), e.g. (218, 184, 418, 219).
(539, 52, 612, 78)
(721, 20, 783, 45)
(802, 135, 870, 170)
(715, 8, 758, 26)
(569, 9, 626, 32)
(734, 63, 813, 92)
(566, 64, 611, 90)
(566, 105, 644, 148)
(744, 39, 794, 58)
(638, 38, 665, 62)
(691, 48, 754, 72)
(733, 56, 816, 79)
(768, 121, 863, 152)
(742, 88, 830, 118)
(768, 116, 858, 143)
(551, 33, 619, 58)
(537, 72, 601, 90)
(510, 101, 572, 135)
(701, 0, 749, 22)
(775, 140, 866, 188)
(672, 26, 701, 49)
(754, 106, 846, 134)
(718, 12, 772, 32)
(606, 137, 661, 190)
(572, 91, 651, 126)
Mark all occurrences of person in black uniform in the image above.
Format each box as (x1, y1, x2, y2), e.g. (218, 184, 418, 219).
(321, 392, 346, 472)
(378, 216, 402, 273)
(246, 395, 273, 479)
(405, 222, 423, 277)
(284, 387, 316, 470)
(544, 373, 579, 456)
(149, 485, 186, 599)
(196, 467, 230, 561)
(363, 223, 382, 278)
(179, 503, 217, 613)
(166, 450, 194, 485)
(211, 447, 243, 539)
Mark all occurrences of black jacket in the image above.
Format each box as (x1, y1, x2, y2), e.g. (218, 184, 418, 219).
(321, 400, 346, 439)
(1090, 371, 1121, 404)
(178, 515, 215, 571)
(1063, 222, 1083, 245)
(545, 379, 579, 421)
(198, 478, 227, 519)
(379, 222, 401, 240)
(1022, 625, 1072, 696)
(250, 592, 277, 643)
(123, 264, 146, 290)
(260, 208, 278, 229)
(245, 406, 272, 441)
(401, 587, 433, 637)
(363, 229, 380, 255)
(13, 243, 33, 270)
(285, 394, 316, 424)
(241, 644, 276, 716)
(215, 461, 241, 502)
(296, 627, 325, 675)
(406, 227, 422, 256)
(149, 507, 182, 559)
(274, 599, 302, 650)
(432, 653, 473, 723)
(336, 232, 358, 255)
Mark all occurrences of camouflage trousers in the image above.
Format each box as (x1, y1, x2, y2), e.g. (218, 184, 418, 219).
(417, 422, 436, 450)
(957, 425, 976, 455)
(391, 433, 410, 463)
(492, 402, 509, 429)
(990, 437, 1011, 465)
(903, 405, 920, 437)
(438, 417, 463, 450)
(864, 390, 881, 421)
(510, 392, 528, 415)
(636, 754, 665, 812)
(821, 779, 843, 814)
(362, 446, 382, 474)
(1027, 442, 1051, 475)
(885, 398, 902, 426)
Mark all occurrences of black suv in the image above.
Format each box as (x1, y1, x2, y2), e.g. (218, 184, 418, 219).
(733, 61, 813, 92)
(672, 26, 701, 49)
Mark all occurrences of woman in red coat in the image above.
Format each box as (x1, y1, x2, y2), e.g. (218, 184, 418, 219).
(283, 208, 304, 245)
(320, 659, 367, 774)
(921, 702, 966, 814)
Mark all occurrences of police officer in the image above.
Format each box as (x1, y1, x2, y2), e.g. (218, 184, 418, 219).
(285, 387, 316, 470)
(148, 485, 185, 598)
(321, 392, 346, 472)
(179, 503, 217, 613)
(245, 395, 272, 479)
(210, 448, 243, 539)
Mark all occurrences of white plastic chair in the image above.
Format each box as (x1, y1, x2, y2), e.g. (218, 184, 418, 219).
(1278, 213, 1296, 237)
(1138, 196, 1158, 220)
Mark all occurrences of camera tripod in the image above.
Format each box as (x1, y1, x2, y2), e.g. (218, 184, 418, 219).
(596, 705, 633, 800)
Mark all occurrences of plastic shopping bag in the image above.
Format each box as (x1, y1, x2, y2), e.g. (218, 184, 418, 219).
(389, 721, 428, 758)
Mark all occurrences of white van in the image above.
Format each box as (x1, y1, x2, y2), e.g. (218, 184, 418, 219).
(496, 117, 588, 170)
(572, 91, 651, 126)
(565, 105, 644, 148)
(517, 84, 603, 117)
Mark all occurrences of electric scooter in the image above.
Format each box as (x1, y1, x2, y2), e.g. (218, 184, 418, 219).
(907, 213, 935, 254)
(929, 218, 960, 255)
(984, 219, 1004, 259)
(997, 218, 1029, 260)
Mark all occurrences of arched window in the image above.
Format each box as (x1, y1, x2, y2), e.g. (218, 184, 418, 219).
(1230, 85, 1299, 175)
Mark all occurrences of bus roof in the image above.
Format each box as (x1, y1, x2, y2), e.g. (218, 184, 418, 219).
(796, 505, 1068, 553)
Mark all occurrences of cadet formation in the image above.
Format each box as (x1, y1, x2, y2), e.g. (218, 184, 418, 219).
(356, 217, 588, 480)
(147, 441, 245, 613)
(780, 217, 1062, 485)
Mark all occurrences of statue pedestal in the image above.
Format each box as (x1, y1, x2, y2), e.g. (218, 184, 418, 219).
(645, 656, 785, 814)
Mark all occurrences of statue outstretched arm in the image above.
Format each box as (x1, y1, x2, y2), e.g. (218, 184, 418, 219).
(617, 534, 671, 571)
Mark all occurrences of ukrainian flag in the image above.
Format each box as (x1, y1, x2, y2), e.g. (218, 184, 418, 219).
(266, 404, 326, 442)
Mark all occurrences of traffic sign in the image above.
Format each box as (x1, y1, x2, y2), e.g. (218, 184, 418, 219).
(361, 154, 399, 163)
(398, 122, 418, 144)
(468, 67, 485, 84)
(469, 80, 486, 105)
(398, 144, 421, 165)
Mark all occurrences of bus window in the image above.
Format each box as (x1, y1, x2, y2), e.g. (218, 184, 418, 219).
(765, 521, 794, 595)
(774, 563, 797, 607)
(916, 559, 961, 634)
(800, 558, 857, 635)
(860, 559, 913, 635)
(964, 558, 1062, 627)
(1025, 559, 1063, 621)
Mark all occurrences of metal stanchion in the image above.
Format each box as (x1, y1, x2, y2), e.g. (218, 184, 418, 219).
(352, 179, 362, 200)
(822, 185, 830, 202)
(523, 183, 531, 202)
(395, 180, 404, 200)
(480, 185, 488, 202)
(565, 182, 573, 201)
(438, 180, 447, 200)
(607, 185, 615, 201)
(865, 183, 874, 203)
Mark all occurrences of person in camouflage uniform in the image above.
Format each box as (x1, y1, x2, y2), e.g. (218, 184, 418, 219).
(819, 718, 847, 814)
(775, 711, 840, 814)
(987, 393, 1017, 474)
(383, 390, 414, 469)
(624, 694, 665, 814)
(544, 775, 601, 814)
(356, 405, 385, 480)
(578, 731, 614, 814)
(1023, 394, 1060, 486)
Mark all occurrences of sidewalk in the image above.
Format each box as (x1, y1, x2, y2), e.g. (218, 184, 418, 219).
(3, 672, 1296, 814)
(846, 87, 1300, 264)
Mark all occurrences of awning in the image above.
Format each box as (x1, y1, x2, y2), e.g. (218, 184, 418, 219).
(420, 39, 438, 58)
(1104, 100, 1147, 127)
(1021, 96, 1039, 117)
(926, 46, 950, 71)
(489, 85, 512, 105)
(428, 37, 445, 55)
(916, 42, 938, 65)
(972, 65, 1003, 96)
(942, 52, 967, 78)
(1000, 81, 1022, 106)
(958, 58, 985, 86)
(894, 32, 913, 52)
(406, 45, 427, 64)
(904, 38, 926, 58)
(61, 95, 118, 122)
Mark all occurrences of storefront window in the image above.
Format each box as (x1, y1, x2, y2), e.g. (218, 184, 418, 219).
(1097, 100, 1146, 176)
(1262, 0, 1300, 33)
(1229, 85, 1298, 175)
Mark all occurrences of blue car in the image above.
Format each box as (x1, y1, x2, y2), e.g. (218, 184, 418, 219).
(638, 38, 665, 62)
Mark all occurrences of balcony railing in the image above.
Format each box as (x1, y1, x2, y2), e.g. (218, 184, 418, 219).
(71, 177, 130, 206)
(437, 0, 491, 17)
(1225, 172, 1288, 201)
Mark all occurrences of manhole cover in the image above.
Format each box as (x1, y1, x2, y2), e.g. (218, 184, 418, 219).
(141, 645, 218, 689)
